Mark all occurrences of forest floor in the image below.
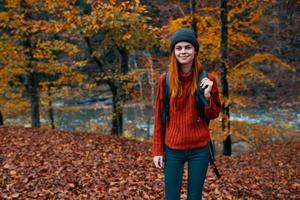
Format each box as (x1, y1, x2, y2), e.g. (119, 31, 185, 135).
(0, 126, 299, 199)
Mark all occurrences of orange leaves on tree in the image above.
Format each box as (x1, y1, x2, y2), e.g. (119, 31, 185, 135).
(0, 1, 87, 120)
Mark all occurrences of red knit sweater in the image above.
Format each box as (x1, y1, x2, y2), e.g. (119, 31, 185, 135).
(152, 71, 221, 156)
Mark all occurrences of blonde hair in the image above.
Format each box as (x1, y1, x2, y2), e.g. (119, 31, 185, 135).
(168, 51, 203, 98)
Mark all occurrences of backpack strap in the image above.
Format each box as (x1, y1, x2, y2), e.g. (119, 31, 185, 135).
(162, 72, 170, 124)
(195, 70, 210, 124)
(196, 70, 209, 107)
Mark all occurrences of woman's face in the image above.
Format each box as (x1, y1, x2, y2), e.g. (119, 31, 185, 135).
(174, 41, 196, 65)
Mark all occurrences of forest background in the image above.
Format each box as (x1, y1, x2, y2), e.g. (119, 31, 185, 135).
(0, 0, 299, 199)
(1, 0, 299, 154)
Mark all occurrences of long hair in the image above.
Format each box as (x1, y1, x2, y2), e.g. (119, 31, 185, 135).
(168, 51, 203, 98)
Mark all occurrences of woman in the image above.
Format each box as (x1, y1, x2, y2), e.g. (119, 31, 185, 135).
(152, 28, 221, 200)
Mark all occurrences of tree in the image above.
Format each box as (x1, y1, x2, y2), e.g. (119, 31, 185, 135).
(220, 0, 231, 155)
(0, 0, 86, 127)
(78, 0, 159, 135)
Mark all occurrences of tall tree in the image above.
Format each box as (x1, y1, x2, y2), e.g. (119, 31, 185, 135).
(79, 0, 158, 135)
(220, 0, 231, 155)
(0, 0, 85, 127)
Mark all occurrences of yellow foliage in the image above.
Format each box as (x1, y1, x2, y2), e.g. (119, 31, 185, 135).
(227, 53, 292, 107)
(0, 0, 87, 119)
(229, 94, 254, 108)
(231, 121, 280, 148)
(0, 12, 10, 26)
(122, 33, 132, 40)
(209, 119, 295, 149)
(232, 53, 292, 71)
(228, 30, 257, 47)
(0, 96, 29, 118)
(230, 64, 274, 86)
(5, 0, 20, 9)
(57, 106, 81, 112)
(24, 0, 37, 6)
(85, 0, 158, 52)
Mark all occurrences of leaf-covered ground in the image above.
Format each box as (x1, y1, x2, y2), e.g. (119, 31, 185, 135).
(0, 126, 299, 199)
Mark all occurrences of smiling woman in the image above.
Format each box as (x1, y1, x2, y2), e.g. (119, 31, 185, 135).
(174, 42, 196, 73)
(152, 28, 221, 200)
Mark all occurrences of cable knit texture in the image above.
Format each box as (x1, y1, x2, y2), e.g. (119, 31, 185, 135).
(152, 71, 221, 156)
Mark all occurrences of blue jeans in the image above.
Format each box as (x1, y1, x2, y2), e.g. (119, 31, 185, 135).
(164, 144, 209, 200)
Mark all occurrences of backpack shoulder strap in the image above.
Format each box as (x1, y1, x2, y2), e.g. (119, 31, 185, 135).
(162, 72, 170, 124)
(196, 70, 209, 107)
(195, 70, 210, 125)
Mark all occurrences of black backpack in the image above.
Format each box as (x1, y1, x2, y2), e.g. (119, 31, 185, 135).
(161, 70, 221, 178)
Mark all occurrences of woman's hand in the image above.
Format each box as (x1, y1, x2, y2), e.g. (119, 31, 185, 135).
(153, 156, 164, 169)
(200, 77, 213, 100)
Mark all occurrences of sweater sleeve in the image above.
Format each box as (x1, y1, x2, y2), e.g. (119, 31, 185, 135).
(204, 73, 222, 120)
(152, 74, 166, 156)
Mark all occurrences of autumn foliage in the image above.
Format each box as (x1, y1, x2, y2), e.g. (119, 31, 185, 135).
(0, 0, 298, 198)
(1, 126, 299, 199)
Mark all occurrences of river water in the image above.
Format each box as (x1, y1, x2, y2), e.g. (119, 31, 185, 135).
(5, 101, 299, 156)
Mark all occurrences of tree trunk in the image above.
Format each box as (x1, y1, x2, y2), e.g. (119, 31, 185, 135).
(48, 85, 55, 129)
(220, 0, 232, 156)
(23, 29, 40, 128)
(28, 71, 40, 128)
(110, 47, 129, 135)
(0, 111, 3, 126)
(28, 41, 40, 128)
(110, 83, 123, 135)
(190, 0, 197, 34)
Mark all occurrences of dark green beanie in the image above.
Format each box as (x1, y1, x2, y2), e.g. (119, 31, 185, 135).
(170, 28, 199, 52)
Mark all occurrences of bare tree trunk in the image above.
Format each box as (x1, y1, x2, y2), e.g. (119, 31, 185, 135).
(110, 47, 129, 135)
(28, 71, 40, 128)
(20, 1, 40, 128)
(110, 83, 123, 135)
(145, 52, 155, 139)
(0, 111, 3, 126)
(25, 34, 40, 128)
(190, 0, 197, 34)
(220, 0, 232, 156)
(48, 85, 55, 129)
